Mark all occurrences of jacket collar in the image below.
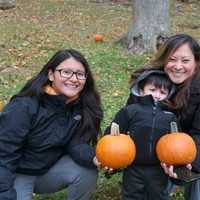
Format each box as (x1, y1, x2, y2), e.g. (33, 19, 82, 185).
(42, 93, 81, 111)
(43, 85, 81, 109)
(134, 95, 156, 105)
(134, 94, 171, 111)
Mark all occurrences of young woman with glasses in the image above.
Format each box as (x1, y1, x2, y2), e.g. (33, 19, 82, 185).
(0, 49, 103, 200)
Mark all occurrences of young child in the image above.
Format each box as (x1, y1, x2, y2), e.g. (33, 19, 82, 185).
(105, 70, 178, 200)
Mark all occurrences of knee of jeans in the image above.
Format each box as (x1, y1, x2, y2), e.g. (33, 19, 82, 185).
(74, 167, 98, 186)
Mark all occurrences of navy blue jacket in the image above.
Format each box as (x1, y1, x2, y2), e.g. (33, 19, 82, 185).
(0, 94, 97, 199)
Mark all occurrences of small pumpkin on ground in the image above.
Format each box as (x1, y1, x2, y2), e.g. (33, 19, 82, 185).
(156, 122, 197, 165)
(96, 123, 136, 169)
(94, 34, 104, 42)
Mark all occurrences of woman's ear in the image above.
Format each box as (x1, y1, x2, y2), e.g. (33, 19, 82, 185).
(48, 69, 54, 82)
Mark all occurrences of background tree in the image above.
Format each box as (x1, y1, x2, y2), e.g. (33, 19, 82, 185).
(0, 0, 15, 10)
(121, 0, 171, 54)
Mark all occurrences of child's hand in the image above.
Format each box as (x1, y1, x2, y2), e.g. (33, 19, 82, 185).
(102, 166, 116, 179)
(102, 166, 114, 174)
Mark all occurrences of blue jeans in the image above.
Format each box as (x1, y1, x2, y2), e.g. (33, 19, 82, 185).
(184, 180, 200, 200)
(14, 155, 98, 200)
(165, 180, 178, 196)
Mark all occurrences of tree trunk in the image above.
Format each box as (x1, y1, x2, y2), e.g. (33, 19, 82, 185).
(124, 0, 171, 54)
(0, 0, 16, 10)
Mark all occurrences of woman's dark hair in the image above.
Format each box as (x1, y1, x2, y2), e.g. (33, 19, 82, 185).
(13, 49, 103, 143)
(129, 34, 200, 114)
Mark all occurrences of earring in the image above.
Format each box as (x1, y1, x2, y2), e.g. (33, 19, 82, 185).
(49, 77, 53, 82)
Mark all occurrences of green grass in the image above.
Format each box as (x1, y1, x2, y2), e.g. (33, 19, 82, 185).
(1, 0, 200, 199)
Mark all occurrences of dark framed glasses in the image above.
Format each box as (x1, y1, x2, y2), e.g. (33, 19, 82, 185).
(55, 69, 87, 80)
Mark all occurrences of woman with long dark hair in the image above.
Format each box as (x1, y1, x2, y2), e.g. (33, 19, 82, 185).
(0, 49, 103, 200)
(127, 34, 200, 200)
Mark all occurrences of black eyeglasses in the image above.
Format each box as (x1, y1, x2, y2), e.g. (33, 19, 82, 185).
(55, 69, 87, 80)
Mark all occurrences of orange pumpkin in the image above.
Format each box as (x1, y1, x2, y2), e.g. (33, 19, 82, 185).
(156, 132, 197, 165)
(0, 100, 4, 112)
(96, 134, 136, 169)
(94, 34, 104, 42)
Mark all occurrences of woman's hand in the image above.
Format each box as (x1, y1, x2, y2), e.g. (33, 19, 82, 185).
(161, 163, 177, 178)
(93, 156, 101, 168)
(93, 156, 114, 172)
(161, 163, 192, 178)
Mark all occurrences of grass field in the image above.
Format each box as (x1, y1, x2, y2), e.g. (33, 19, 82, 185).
(1, 0, 200, 199)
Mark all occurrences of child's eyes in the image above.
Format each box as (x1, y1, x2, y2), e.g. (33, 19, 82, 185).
(161, 91, 168, 95)
(150, 88, 156, 92)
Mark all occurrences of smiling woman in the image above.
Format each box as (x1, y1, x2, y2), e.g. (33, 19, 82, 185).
(48, 57, 87, 102)
(0, 49, 103, 200)
(164, 43, 196, 84)
(127, 34, 200, 200)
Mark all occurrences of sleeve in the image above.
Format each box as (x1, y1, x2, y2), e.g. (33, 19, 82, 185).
(66, 127, 99, 168)
(0, 98, 33, 200)
(190, 105, 200, 136)
(189, 105, 200, 172)
(67, 143, 96, 168)
(67, 107, 131, 168)
(104, 107, 130, 135)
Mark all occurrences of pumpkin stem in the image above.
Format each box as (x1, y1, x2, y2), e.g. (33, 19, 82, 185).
(170, 121, 178, 133)
(111, 122, 120, 135)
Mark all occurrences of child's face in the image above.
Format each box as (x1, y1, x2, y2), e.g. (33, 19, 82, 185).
(140, 83, 169, 102)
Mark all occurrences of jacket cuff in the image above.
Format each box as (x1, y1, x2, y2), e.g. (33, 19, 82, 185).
(68, 144, 96, 168)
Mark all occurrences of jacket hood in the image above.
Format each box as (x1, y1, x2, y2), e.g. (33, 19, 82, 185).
(131, 70, 176, 99)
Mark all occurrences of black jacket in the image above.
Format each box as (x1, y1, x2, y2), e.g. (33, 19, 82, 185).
(0, 94, 97, 200)
(105, 70, 177, 166)
(127, 72, 200, 172)
(179, 77, 200, 173)
(105, 95, 177, 165)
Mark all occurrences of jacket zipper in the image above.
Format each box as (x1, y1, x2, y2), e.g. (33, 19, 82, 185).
(149, 104, 157, 159)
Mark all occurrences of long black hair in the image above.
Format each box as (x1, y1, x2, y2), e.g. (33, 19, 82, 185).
(13, 49, 103, 143)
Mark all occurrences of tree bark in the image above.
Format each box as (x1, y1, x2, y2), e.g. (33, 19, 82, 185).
(0, 0, 16, 10)
(123, 0, 171, 54)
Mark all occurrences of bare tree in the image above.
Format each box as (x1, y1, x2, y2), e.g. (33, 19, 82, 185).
(121, 0, 171, 54)
(0, 0, 16, 10)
